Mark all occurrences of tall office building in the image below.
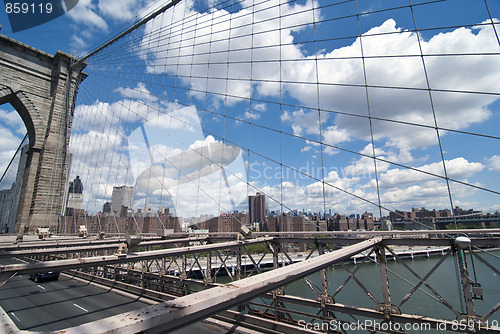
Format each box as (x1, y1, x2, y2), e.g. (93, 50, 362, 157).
(248, 192, 266, 223)
(66, 175, 83, 210)
(111, 186, 134, 213)
(102, 202, 112, 213)
(68, 175, 83, 193)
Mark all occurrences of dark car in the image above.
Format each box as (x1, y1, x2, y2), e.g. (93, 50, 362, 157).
(29, 271, 60, 283)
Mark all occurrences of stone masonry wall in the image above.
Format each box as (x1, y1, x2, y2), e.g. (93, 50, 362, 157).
(0, 34, 86, 233)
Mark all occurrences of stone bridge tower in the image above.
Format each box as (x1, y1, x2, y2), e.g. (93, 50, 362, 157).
(0, 35, 87, 234)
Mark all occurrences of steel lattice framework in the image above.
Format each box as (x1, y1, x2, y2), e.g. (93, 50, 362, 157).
(1, 231, 500, 333)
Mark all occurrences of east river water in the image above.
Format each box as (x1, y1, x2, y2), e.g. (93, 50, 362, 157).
(267, 248, 500, 333)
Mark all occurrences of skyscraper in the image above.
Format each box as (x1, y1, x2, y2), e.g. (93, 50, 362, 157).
(102, 202, 112, 213)
(67, 175, 83, 210)
(248, 192, 266, 224)
(111, 186, 134, 213)
(68, 175, 83, 194)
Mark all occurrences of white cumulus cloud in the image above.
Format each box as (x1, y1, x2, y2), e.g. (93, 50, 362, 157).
(379, 157, 484, 188)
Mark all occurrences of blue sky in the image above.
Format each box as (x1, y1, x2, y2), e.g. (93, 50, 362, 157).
(1, 0, 499, 220)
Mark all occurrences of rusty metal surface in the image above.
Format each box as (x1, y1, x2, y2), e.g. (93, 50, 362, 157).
(1, 233, 499, 333)
(269, 295, 500, 334)
(0, 237, 274, 279)
(0, 236, 211, 258)
(27, 238, 380, 334)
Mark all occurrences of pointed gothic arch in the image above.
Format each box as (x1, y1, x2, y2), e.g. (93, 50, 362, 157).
(0, 86, 38, 148)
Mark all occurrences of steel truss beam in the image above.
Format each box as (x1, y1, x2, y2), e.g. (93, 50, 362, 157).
(5, 238, 380, 334)
(0, 237, 274, 285)
(0, 237, 142, 251)
(1, 233, 498, 258)
(2, 234, 500, 333)
(263, 295, 500, 334)
(66, 270, 317, 334)
(70, 258, 500, 334)
(0, 236, 219, 258)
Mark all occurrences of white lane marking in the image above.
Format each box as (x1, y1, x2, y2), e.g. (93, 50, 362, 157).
(73, 303, 89, 312)
(10, 312, 21, 322)
(37, 285, 45, 290)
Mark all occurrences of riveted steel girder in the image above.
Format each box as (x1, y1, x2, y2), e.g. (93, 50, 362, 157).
(0, 237, 274, 284)
(38, 238, 381, 334)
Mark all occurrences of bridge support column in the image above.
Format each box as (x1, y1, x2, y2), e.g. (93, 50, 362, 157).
(456, 243, 477, 319)
(317, 242, 334, 320)
(268, 241, 286, 321)
(375, 245, 401, 320)
(205, 251, 213, 286)
(236, 245, 242, 281)
(0, 35, 87, 234)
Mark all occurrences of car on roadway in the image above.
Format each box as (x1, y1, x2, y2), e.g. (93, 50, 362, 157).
(29, 271, 60, 283)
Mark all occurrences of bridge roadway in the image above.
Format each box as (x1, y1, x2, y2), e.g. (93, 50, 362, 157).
(0, 258, 244, 333)
(0, 258, 150, 332)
